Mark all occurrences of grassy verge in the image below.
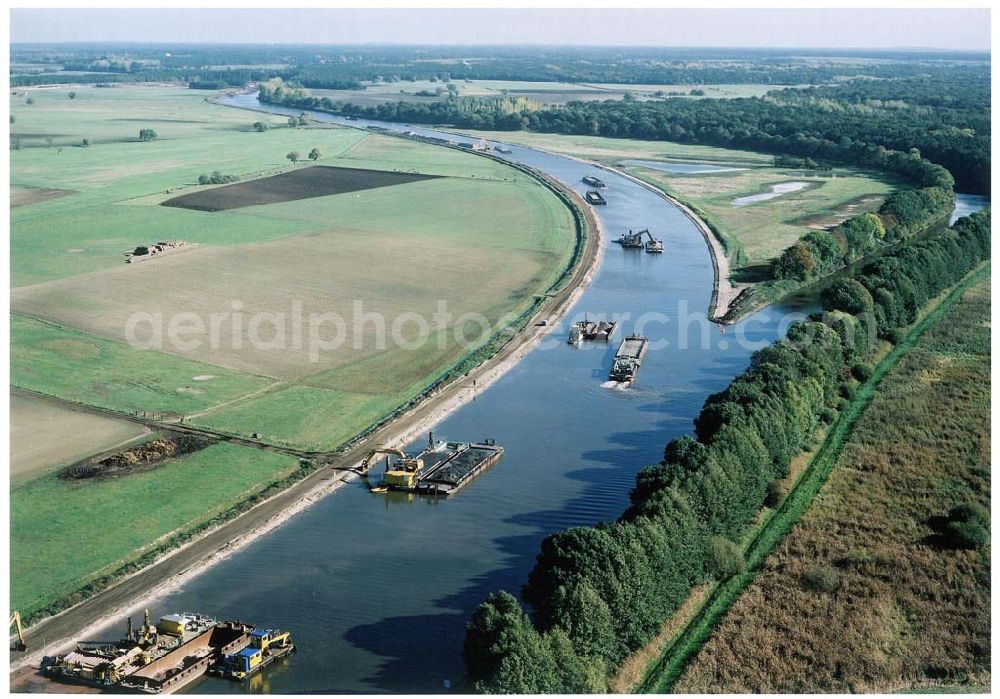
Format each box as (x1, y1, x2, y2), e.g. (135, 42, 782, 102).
(636, 262, 991, 693)
(12, 443, 300, 620)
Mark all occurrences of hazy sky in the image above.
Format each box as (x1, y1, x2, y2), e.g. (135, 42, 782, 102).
(10, 8, 991, 50)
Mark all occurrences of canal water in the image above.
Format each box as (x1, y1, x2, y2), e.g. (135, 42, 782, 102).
(141, 95, 981, 693)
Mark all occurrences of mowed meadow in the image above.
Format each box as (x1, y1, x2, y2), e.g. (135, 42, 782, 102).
(675, 277, 991, 693)
(9, 85, 577, 617)
(11, 86, 576, 448)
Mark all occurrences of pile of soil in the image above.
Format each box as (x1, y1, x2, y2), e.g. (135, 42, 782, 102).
(61, 435, 210, 480)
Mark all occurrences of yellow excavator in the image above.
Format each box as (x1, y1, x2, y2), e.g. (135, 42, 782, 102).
(10, 610, 26, 651)
(359, 447, 425, 492)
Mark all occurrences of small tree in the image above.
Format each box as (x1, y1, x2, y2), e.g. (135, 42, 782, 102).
(308, 148, 321, 161)
(297, 113, 308, 126)
(287, 151, 300, 164)
(45, 137, 53, 148)
(198, 174, 210, 185)
(287, 116, 297, 128)
(68, 91, 77, 100)
(9, 115, 15, 124)
(138, 128, 157, 142)
(708, 537, 745, 580)
(81, 138, 91, 147)
(25, 97, 34, 105)
(253, 121, 269, 132)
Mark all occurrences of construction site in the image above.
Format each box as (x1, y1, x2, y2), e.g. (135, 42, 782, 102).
(40, 611, 293, 694)
(615, 228, 663, 253)
(360, 433, 504, 496)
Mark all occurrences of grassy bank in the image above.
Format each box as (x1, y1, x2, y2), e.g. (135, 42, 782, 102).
(11, 443, 300, 617)
(637, 262, 991, 693)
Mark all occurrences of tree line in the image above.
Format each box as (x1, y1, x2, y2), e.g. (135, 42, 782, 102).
(259, 73, 985, 194)
(463, 209, 990, 693)
(14, 44, 986, 90)
(772, 185, 955, 282)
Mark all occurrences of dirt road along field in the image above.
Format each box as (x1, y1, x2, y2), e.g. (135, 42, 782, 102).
(8, 163, 602, 679)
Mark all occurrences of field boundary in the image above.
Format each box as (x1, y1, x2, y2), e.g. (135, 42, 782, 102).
(9, 144, 603, 672)
(634, 261, 991, 694)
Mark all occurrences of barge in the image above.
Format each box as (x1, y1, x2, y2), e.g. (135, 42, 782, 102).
(362, 433, 504, 497)
(615, 229, 645, 248)
(585, 190, 607, 206)
(42, 611, 293, 694)
(582, 175, 607, 188)
(569, 315, 618, 343)
(609, 334, 649, 383)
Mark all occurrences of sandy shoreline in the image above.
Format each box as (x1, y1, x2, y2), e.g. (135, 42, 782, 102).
(9, 166, 604, 680)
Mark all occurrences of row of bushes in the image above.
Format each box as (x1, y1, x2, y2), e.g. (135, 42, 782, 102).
(462, 209, 990, 693)
(772, 185, 955, 281)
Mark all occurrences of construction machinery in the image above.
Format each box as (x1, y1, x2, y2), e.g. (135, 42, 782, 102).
(644, 230, 664, 253)
(360, 447, 426, 491)
(10, 610, 26, 651)
(615, 229, 645, 248)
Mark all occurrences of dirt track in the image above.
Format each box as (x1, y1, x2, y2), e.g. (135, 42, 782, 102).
(8, 164, 602, 683)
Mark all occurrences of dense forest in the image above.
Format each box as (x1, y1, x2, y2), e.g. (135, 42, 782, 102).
(277, 72, 987, 193)
(11, 43, 989, 87)
(462, 210, 991, 692)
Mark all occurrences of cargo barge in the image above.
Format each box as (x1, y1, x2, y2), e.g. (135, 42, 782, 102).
(568, 315, 618, 343)
(361, 433, 504, 497)
(582, 175, 607, 188)
(42, 611, 293, 694)
(585, 190, 607, 206)
(609, 334, 649, 383)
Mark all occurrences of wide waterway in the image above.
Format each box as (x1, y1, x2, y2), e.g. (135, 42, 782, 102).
(133, 95, 981, 693)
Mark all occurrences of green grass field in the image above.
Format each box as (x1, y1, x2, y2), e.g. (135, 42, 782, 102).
(310, 79, 791, 108)
(11, 393, 149, 485)
(630, 165, 900, 267)
(10, 85, 575, 447)
(461, 129, 776, 166)
(10, 85, 579, 618)
(10, 313, 276, 415)
(10, 442, 299, 615)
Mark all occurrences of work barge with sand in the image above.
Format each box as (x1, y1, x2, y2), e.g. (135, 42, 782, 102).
(42, 611, 294, 693)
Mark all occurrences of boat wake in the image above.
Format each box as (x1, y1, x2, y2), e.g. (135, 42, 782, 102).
(601, 380, 631, 390)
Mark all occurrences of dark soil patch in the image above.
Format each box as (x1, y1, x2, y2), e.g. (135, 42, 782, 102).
(60, 434, 211, 480)
(161, 165, 441, 212)
(11, 186, 77, 207)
